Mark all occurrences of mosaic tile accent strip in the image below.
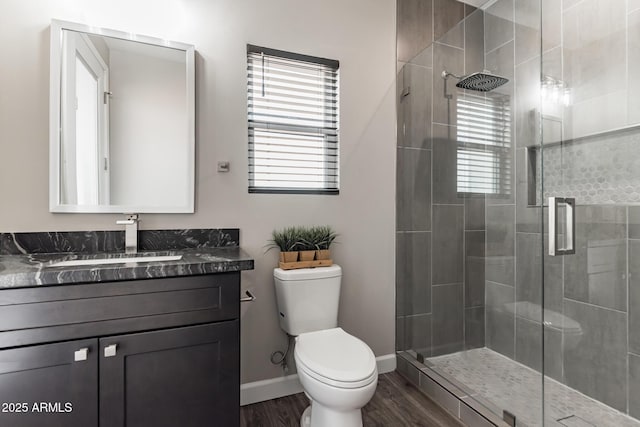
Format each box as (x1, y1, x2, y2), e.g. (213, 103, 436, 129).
(429, 348, 640, 427)
(538, 128, 640, 205)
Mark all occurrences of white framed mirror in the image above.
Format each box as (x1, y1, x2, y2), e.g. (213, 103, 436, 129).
(49, 20, 195, 213)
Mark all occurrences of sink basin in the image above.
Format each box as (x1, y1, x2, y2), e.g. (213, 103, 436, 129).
(49, 255, 183, 268)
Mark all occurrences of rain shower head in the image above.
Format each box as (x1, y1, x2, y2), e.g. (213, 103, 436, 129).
(442, 70, 509, 92)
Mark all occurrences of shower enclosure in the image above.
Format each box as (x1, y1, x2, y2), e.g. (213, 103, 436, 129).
(396, 0, 640, 425)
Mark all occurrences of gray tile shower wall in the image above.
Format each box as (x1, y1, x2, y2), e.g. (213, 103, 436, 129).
(396, 147, 431, 232)
(396, 11, 433, 348)
(396, 231, 432, 318)
(564, 299, 628, 412)
(629, 234, 640, 355)
(400, 64, 432, 150)
(464, 10, 484, 72)
(397, 0, 433, 63)
(465, 230, 485, 308)
(630, 354, 640, 419)
(464, 306, 484, 351)
(432, 205, 463, 285)
(630, 8, 640, 124)
(398, 0, 640, 422)
(484, 0, 513, 53)
(485, 280, 514, 358)
(396, 0, 487, 355)
(433, 0, 464, 42)
(562, 0, 627, 139)
(564, 206, 627, 311)
(432, 283, 464, 356)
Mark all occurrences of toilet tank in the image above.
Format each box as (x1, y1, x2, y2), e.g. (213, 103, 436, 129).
(273, 265, 342, 336)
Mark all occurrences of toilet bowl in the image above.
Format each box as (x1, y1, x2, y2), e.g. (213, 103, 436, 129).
(272, 266, 378, 427)
(294, 328, 377, 427)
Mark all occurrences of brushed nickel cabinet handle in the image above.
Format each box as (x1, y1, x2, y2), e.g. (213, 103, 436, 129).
(104, 344, 118, 358)
(74, 348, 89, 362)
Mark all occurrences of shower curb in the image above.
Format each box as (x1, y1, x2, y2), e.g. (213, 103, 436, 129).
(396, 351, 512, 427)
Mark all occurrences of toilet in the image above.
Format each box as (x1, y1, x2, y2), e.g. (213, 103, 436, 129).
(273, 265, 378, 427)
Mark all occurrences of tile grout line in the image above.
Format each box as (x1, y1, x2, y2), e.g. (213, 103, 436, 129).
(485, 37, 515, 57)
(563, 296, 629, 315)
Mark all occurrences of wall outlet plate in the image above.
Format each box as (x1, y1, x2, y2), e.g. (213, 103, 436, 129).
(217, 161, 230, 172)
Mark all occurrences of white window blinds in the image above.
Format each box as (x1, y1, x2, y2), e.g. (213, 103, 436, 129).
(247, 45, 339, 194)
(456, 92, 511, 196)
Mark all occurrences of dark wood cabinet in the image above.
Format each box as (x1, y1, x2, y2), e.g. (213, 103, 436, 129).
(0, 338, 98, 427)
(100, 321, 239, 427)
(0, 274, 240, 427)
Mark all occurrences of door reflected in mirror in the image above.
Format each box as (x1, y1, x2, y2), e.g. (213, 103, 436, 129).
(50, 20, 195, 213)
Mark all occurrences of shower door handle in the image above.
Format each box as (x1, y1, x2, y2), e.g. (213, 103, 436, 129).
(548, 197, 575, 256)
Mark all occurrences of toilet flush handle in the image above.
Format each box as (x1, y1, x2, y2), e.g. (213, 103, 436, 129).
(240, 290, 256, 303)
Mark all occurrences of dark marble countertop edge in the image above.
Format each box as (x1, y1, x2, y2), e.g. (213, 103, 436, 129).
(0, 247, 254, 289)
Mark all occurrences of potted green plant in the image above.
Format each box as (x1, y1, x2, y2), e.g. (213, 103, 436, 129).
(269, 227, 299, 263)
(297, 228, 317, 261)
(311, 225, 337, 260)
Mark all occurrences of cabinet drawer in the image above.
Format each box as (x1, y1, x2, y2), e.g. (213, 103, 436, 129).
(0, 274, 239, 348)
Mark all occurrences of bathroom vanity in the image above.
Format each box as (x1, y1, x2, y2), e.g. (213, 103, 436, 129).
(0, 229, 253, 427)
(8, 19, 255, 426)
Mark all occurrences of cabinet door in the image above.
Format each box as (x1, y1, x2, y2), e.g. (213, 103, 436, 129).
(100, 321, 239, 427)
(0, 338, 98, 427)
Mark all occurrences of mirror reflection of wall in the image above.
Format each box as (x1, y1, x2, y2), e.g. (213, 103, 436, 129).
(50, 20, 195, 213)
(106, 37, 187, 207)
(60, 31, 109, 206)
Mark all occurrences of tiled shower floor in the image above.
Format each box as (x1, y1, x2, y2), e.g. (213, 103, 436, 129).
(428, 348, 640, 427)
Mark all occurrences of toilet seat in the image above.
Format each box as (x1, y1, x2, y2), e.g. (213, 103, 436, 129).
(295, 328, 377, 389)
(296, 357, 377, 389)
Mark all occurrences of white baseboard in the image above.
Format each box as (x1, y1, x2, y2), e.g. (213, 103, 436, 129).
(375, 353, 397, 374)
(240, 353, 396, 406)
(240, 373, 304, 406)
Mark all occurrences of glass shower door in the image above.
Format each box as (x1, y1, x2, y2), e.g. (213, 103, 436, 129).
(395, 1, 547, 425)
(541, 1, 640, 425)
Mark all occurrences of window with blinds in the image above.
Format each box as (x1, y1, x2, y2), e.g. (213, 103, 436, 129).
(247, 45, 339, 194)
(456, 92, 511, 196)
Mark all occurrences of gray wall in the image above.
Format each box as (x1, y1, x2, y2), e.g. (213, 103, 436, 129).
(0, 0, 397, 386)
(396, 0, 487, 357)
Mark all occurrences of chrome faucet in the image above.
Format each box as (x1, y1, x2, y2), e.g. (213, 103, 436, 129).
(116, 214, 139, 254)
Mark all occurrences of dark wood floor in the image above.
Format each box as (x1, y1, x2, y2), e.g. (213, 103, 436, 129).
(240, 371, 464, 427)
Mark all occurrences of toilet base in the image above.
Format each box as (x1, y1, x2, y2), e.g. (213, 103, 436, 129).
(299, 401, 363, 427)
(300, 406, 311, 427)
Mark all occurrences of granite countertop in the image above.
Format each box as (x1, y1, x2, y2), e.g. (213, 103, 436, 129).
(0, 247, 254, 289)
(0, 229, 254, 289)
